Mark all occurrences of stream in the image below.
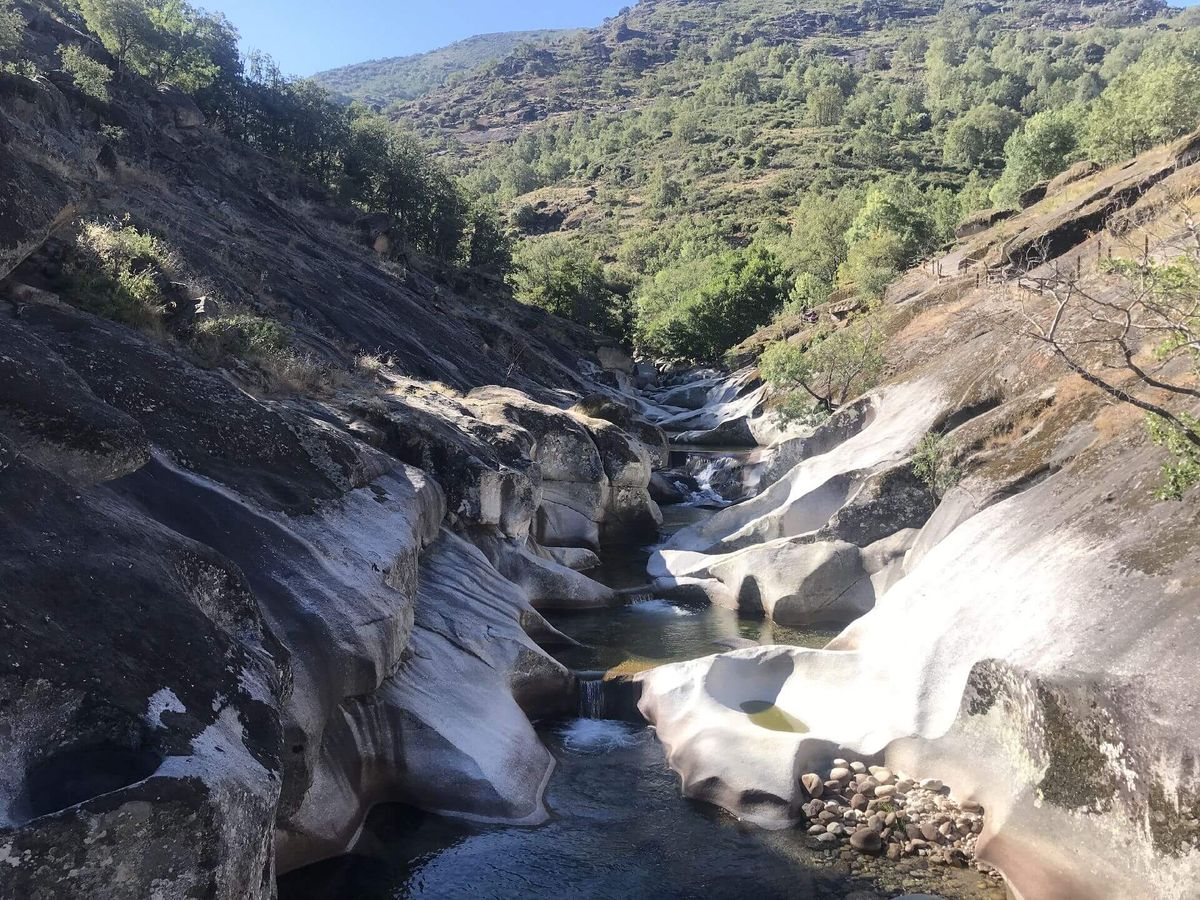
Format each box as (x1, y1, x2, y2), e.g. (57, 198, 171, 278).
(277, 450, 1004, 900)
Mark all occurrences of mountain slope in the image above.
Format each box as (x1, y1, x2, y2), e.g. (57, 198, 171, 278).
(313, 29, 581, 105)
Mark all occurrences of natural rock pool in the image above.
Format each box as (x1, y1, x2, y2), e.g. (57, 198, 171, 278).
(277, 499, 1005, 900)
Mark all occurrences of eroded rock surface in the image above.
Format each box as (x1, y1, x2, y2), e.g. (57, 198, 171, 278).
(638, 137, 1200, 900)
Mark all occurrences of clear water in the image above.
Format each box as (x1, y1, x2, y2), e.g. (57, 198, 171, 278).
(277, 725, 883, 900)
(549, 502, 838, 675)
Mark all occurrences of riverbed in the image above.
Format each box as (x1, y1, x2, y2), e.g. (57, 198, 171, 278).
(277, 493, 1005, 900)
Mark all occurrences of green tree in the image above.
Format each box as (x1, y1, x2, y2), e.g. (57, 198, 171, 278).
(78, 0, 153, 77)
(760, 316, 885, 416)
(844, 177, 940, 270)
(465, 203, 512, 273)
(807, 82, 845, 126)
(510, 237, 626, 336)
(78, 0, 236, 89)
(991, 107, 1082, 207)
(841, 230, 906, 300)
(912, 433, 961, 500)
(942, 102, 1022, 167)
(635, 245, 788, 360)
(1084, 56, 1200, 162)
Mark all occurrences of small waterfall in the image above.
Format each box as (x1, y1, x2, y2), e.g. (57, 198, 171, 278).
(578, 678, 607, 718)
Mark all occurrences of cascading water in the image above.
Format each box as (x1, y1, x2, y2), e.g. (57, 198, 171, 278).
(578, 678, 607, 719)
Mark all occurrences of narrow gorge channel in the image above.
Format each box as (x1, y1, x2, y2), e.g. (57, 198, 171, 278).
(276, 408, 1001, 900)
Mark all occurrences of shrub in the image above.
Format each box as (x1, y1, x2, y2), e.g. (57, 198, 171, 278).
(59, 44, 113, 101)
(192, 309, 338, 395)
(67, 219, 180, 329)
(911, 432, 961, 500)
(1147, 414, 1200, 501)
(192, 312, 289, 361)
(0, 0, 23, 59)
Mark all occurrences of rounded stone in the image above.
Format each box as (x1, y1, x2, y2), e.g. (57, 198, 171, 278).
(849, 761, 867, 774)
(808, 824, 826, 835)
(886, 843, 903, 861)
(830, 767, 852, 782)
(919, 778, 944, 792)
(868, 766, 894, 784)
(850, 793, 868, 811)
(801, 773, 824, 798)
(920, 822, 941, 842)
(827, 822, 845, 836)
(849, 829, 882, 853)
(832, 758, 848, 768)
(817, 832, 837, 843)
(895, 779, 914, 793)
(874, 784, 896, 799)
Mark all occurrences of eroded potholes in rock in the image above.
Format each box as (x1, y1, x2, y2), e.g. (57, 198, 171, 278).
(278, 474, 1001, 900)
(13, 743, 163, 823)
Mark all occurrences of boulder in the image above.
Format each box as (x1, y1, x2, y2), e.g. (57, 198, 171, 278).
(0, 440, 285, 900)
(708, 538, 874, 626)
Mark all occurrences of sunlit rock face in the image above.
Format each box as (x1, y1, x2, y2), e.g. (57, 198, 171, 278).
(646, 380, 947, 627)
(638, 142, 1200, 900)
(467, 386, 661, 550)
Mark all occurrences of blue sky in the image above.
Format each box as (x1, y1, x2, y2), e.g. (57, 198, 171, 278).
(205, 0, 630, 76)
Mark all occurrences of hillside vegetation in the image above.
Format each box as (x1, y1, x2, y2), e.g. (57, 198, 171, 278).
(380, 0, 1200, 362)
(314, 29, 580, 105)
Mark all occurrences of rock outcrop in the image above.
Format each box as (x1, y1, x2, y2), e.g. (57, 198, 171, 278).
(0, 24, 666, 896)
(638, 136, 1200, 900)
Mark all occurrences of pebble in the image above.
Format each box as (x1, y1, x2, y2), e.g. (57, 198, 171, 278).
(801, 773, 824, 798)
(792, 760, 989, 874)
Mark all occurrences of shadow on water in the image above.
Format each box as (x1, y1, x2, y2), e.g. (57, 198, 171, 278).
(277, 723, 892, 900)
